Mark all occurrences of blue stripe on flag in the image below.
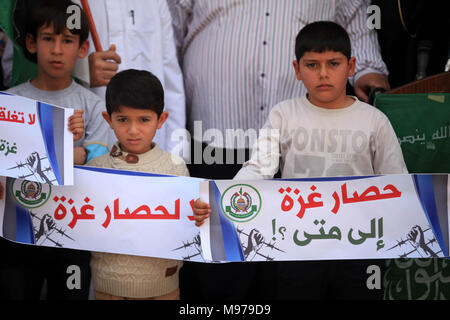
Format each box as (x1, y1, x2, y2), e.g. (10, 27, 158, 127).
(278, 175, 378, 182)
(78, 165, 171, 177)
(413, 174, 448, 257)
(37, 102, 62, 185)
(15, 205, 35, 244)
(211, 182, 244, 262)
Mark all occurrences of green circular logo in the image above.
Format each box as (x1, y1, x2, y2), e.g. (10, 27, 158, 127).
(9, 178, 52, 209)
(220, 184, 262, 223)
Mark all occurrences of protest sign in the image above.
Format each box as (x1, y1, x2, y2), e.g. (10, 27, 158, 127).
(0, 166, 203, 261)
(200, 175, 449, 262)
(1, 169, 448, 263)
(0, 92, 73, 185)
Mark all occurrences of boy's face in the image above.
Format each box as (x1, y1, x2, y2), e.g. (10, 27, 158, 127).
(293, 50, 356, 109)
(103, 106, 168, 155)
(26, 23, 88, 81)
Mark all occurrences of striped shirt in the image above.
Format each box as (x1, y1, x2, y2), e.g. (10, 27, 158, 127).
(168, 0, 388, 146)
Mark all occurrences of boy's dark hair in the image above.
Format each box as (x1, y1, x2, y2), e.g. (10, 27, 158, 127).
(105, 69, 165, 117)
(24, 0, 90, 63)
(295, 21, 351, 62)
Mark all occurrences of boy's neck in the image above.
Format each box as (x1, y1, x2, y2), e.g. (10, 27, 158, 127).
(30, 73, 73, 91)
(307, 94, 355, 110)
(119, 142, 156, 155)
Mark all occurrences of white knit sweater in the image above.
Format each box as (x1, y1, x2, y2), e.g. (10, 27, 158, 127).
(87, 142, 189, 298)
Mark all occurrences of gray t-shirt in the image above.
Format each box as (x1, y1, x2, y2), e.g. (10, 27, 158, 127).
(7, 80, 114, 161)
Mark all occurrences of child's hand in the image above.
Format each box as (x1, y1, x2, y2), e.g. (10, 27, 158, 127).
(74, 146, 87, 165)
(0, 181, 4, 200)
(69, 110, 84, 141)
(194, 198, 211, 227)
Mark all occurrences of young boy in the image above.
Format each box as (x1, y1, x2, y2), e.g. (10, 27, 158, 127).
(194, 21, 407, 299)
(6, 0, 113, 165)
(87, 69, 189, 300)
(1, 0, 110, 300)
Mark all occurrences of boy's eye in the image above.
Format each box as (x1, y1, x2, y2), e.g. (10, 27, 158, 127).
(329, 61, 340, 67)
(63, 39, 74, 44)
(306, 63, 316, 68)
(140, 118, 150, 122)
(117, 118, 127, 123)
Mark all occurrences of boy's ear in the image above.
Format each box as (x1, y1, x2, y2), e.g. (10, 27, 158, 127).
(25, 33, 37, 54)
(292, 60, 302, 81)
(157, 111, 169, 129)
(77, 39, 89, 59)
(102, 111, 113, 128)
(348, 57, 356, 77)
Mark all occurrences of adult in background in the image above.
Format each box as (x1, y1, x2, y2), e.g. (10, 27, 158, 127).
(75, 0, 186, 154)
(168, 0, 391, 300)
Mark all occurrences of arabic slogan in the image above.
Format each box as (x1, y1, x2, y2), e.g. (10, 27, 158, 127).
(0, 92, 74, 185)
(200, 175, 449, 262)
(0, 169, 449, 263)
(0, 167, 202, 261)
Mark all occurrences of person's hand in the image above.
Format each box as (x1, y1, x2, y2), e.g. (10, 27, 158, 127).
(244, 229, 264, 260)
(27, 152, 42, 173)
(407, 225, 425, 250)
(88, 44, 122, 88)
(74, 146, 87, 165)
(35, 214, 56, 242)
(193, 198, 211, 227)
(0, 181, 4, 200)
(354, 73, 390, 103)
(68, 110, 84, 141)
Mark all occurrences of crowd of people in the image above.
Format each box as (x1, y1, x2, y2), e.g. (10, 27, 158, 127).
(0, 0, 447, 300)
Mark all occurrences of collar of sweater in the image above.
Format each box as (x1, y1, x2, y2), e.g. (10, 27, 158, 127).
(109, 142, 164, 165)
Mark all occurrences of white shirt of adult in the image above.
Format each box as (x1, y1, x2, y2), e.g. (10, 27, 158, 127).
(75, 0, 186, 155)
(169, 0, 389, 148)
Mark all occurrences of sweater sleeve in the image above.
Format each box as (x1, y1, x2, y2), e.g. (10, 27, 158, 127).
(234, 106, 282, 180)
(372, 114, 408, 174)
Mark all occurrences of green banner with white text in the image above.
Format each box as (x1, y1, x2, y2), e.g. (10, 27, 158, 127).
(376, 93, 450, 300)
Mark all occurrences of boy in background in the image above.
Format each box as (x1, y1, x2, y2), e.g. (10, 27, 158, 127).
(1, 0, 110, 299)
(87, 69, 188, 300)
(7, 0, 112, 165)
(194, 21, 407, 299)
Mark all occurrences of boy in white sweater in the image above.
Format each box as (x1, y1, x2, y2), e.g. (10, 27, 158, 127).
(87, 69, 188, 300)
(194, 21, 407, 299)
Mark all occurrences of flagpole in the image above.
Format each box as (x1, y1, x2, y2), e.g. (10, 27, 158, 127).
(80, 0, 102, 52)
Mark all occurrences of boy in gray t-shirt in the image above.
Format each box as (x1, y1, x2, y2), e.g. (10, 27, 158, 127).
(6, 0, 112, 164)
(0, 0, 110, 300)
(8, 80, 113, 163)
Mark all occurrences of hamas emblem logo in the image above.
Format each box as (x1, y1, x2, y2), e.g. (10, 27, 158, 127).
(9, 179, 52, 209)
(221, 184, 261, 223)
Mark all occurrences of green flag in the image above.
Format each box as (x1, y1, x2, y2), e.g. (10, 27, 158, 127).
(0, 0, 37, 87)
(375, 93, 450, 174)
(376, 93, 450, 300)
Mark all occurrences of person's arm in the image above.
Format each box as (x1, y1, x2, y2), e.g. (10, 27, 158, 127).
(336, 0, 390, 102)
(166, 0, 193, 61)
(158, 0, 187, 154)
(234, 108, 282, 180)
(372, 114, 408, 174)
(82, 99, 112, 163)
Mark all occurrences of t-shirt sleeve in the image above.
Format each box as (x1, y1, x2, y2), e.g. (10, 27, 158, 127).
(82, 97, 113, 162)
(234, 106, 282, 180)
(372, 114, 408, 174)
